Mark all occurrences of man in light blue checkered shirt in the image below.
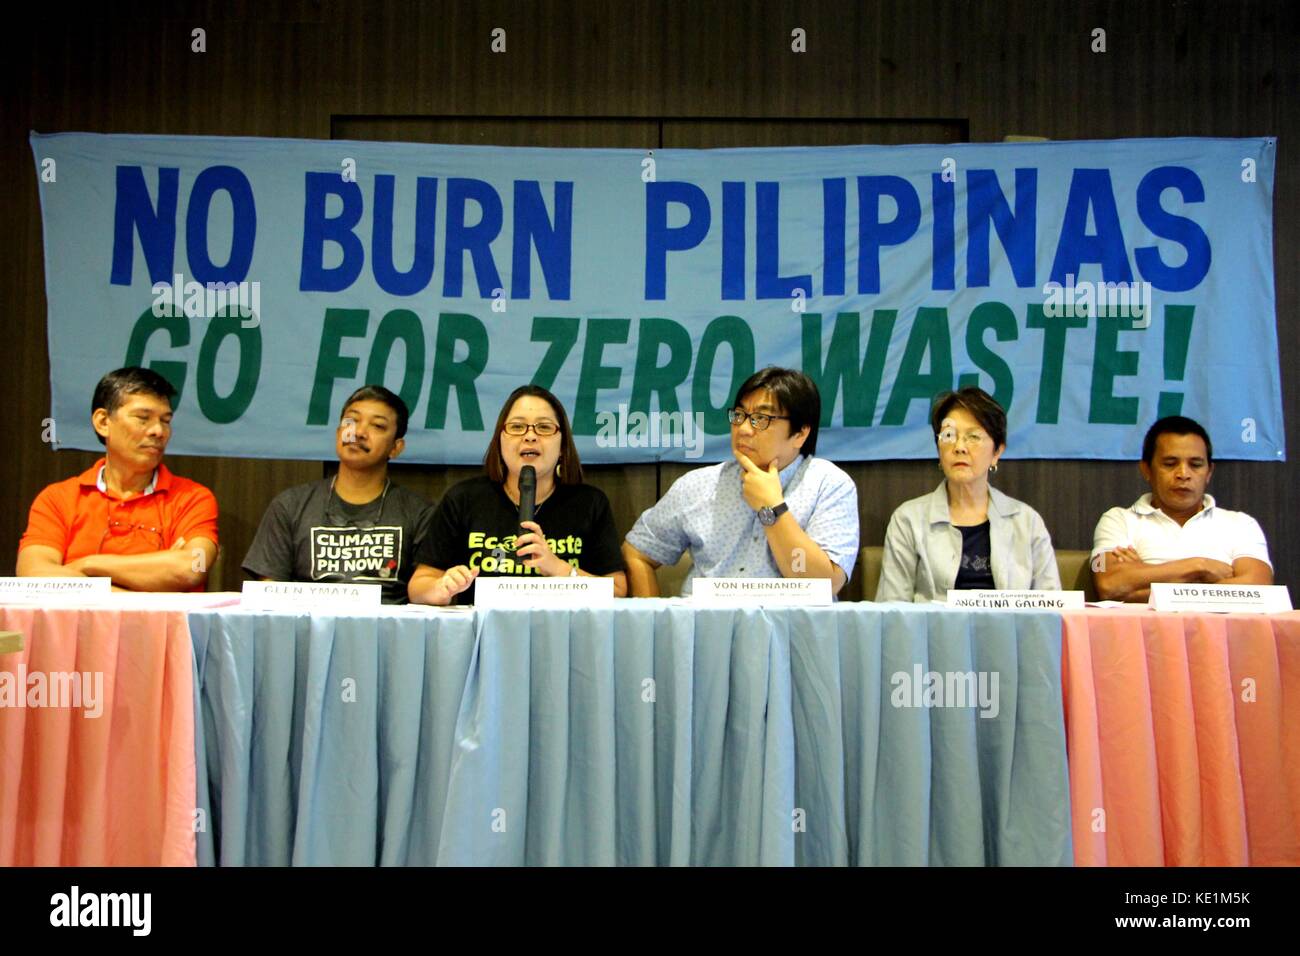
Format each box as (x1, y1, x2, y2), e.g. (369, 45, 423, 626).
(622, 368, 859, 597)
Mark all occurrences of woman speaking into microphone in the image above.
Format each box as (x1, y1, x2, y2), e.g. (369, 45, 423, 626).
(408, 384, 627, 605)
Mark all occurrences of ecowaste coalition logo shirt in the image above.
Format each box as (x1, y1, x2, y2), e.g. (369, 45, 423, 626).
(414, 476, 625, 605)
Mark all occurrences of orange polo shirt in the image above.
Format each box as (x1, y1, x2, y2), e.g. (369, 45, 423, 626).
(18, 459, 219, 590)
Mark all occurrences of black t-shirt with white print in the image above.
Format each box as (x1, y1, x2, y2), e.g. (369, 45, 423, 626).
(413, 476, 624, 605)
(242, 479, 435, 604)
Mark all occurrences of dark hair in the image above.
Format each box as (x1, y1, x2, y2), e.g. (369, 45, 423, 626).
(91, 367, 177, 446)
(1142, 415, 1213, 465)
(343, 384, 410, 439)
(732, 367, 821, 456)
(484, 385, 584, 485)
(930, 387, 1008, 451)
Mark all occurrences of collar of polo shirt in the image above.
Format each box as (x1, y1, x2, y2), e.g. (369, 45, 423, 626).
(96, 465, 158, 498)
(1135, 491, 1215, 521)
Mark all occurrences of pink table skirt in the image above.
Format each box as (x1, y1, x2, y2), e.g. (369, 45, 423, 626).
(0, 605, 197, 866)
(1063, 607, 1300, 866)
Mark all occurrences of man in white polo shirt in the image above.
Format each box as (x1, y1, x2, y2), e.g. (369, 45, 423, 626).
(1092, 415, 1272, 602)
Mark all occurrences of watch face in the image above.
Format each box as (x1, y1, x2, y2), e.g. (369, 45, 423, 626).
(758, 506, 775, 526)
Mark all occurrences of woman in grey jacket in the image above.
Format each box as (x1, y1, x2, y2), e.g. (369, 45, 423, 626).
(876, 387, 1060, 602)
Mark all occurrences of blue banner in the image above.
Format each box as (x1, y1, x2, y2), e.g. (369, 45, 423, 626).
(30, 131, 1282, 463)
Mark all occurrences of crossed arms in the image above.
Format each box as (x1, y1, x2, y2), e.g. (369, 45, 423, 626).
(18, 537, 218, 592)
(1092, 545, 1272, 602)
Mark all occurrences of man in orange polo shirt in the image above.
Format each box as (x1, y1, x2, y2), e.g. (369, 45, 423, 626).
(17, 367, 219, 591)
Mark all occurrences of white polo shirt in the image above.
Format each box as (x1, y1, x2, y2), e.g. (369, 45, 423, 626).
(1091, 493, 1271, 568)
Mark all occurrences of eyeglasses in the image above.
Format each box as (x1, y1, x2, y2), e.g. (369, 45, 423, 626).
(727, 408, 791, 431)
(99, 518, 165, 552)
(938, 429, 989, 448)
(503, 420, 559, 437)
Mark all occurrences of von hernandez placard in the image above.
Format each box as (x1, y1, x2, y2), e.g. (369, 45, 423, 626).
(30, 132, 1282, 463)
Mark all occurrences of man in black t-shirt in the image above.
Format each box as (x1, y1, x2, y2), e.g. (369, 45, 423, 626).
(242, 385, 435, 604)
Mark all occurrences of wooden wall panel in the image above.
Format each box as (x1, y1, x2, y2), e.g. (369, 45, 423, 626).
(1, 0, 1295, 595)
(332, 117, 660, 148)
(661, 119, 967, 147)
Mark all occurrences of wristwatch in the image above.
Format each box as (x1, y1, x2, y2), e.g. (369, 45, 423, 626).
(757, 501, 789, 527)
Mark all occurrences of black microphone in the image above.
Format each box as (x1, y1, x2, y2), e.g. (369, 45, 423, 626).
(493, 466, 539, 564)
(517, 465, 536, 531)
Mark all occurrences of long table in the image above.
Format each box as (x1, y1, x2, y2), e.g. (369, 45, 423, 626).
(3, 598, 1298, 866)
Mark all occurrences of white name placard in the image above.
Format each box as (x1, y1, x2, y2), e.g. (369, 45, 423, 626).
(692, 578, 832, 606)
(474, 576, 615, 608)
(241, 581, 382, 611)
(0, 577, 112, 603)
(1148, 583, 1292, 614)
(946, 589, 1085, 610)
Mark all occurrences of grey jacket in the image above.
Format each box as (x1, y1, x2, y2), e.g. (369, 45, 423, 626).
(876, 481, 1060, 602)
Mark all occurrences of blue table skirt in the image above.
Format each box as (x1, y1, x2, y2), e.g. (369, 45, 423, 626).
(187, 602, 1073, 866)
